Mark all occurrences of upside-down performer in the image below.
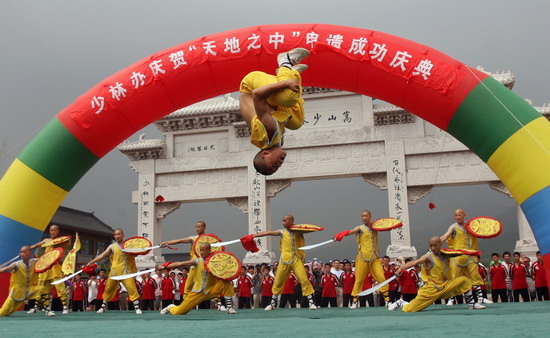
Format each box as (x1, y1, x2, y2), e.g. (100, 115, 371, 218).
(388, 236, 486, 312)
(253, 214, 318, 310)
(29, 224, 70, 316)
(86, 228, 142, 315)
(440, 209, 493, 305)
(159, 242, 237, 315)
(333, 210, 390, 308)
(239, 47, 309, 175)
(0, 246, 38, 316)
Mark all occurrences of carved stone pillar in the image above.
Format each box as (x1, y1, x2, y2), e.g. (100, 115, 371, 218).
(244, 167, 277, 264)
(384, 140, 417, 259)
(130, 160, 166, 269)
(515, 205, 539, 260)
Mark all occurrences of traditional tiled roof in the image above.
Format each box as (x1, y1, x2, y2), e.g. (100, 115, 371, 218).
(118, 138, 165, 152)
(162, 253, 191, 262)
(161, 96, 240, 119)
(51, 206, 115, 237)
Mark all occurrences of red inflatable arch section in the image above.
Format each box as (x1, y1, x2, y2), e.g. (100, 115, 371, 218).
(58, 24, 485, 156)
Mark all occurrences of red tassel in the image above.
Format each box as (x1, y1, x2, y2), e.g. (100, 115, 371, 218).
(240, 234, 259, 253)
(155, 195, 165, 203)
(429, 202, 436, 209)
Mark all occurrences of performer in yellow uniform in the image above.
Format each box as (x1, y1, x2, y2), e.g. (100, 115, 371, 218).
(440, 209, 492, 305)
(333, 210, 390, 308)
(388, 236, 486, 312)
(29, 224, 70, 316)
(159, 242, 237, 315)
(253, 214, 317, 310)
(239, 47, 309, 176)
(160, 221, 206, 299)
(86, 228, 142, 315)
(0, 246, 39, 316)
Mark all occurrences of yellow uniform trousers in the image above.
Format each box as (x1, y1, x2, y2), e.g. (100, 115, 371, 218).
(449, 256, 484, 286)
(102, 277, 140, 302)
(351, 254, 389, 300)
(169, 278, 234, 315)
(403, 276, 472, 312)
(0, 297, 24, 316)
(183, 266, 196, 296)
(272, 258, 314, 296)
(37, 278, 68, 309)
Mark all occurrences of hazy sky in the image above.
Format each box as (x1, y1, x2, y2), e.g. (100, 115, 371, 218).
(1, 0, 549, 262)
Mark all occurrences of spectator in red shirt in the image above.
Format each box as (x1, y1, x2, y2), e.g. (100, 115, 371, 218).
(474, 257, 489, 302)
(341, 260, 355, 307)
(280, 273, 298, 308)
(161, 270, 175, 308)
(502, 251, 514, 302)
(261, 266, 275, 308)
(96, 269, 107, 310)
(179, 268, 188, 300)
(398, 258, 418, 302)
(533, 251, 549, 301)
(321, 263, 339, 308)
(175, 272, 184, 306)
(71, 274, 86, 312)
(107, 282, 120, 310)
(382, 256, 398, 304)
(489, 253, 507, 303)
(299, 265, 316, 308)
(237, 268, 253, 309)
(359, 272, 375, 307)
(141, 271, 157, 311)
(511, 252, 530, 302)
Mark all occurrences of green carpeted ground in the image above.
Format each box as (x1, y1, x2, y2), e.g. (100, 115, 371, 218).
(1, 303, 548, 337)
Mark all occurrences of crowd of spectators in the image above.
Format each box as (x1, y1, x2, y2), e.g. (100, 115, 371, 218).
(26, 250, 547, 312)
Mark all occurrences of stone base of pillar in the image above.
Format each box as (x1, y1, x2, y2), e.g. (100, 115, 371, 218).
(386, 245, 418, 260)
(136, 254, 165, 270)
(515, 239, 539, 261)
(243, 250, 278, 265)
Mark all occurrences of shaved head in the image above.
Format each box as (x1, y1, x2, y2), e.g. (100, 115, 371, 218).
(199, 242, 212, 258)
(429, 236, 441, 244)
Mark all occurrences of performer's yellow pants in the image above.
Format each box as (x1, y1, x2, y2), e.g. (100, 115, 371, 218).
(403, 276, 472, 312)
(352, 254, 389, 300)
(272, 258, 314, 296)
(0, 297, 23, 316)
(37, 279, 68, 308)
(169, 279, 234, 315)
(103, 277, 140, 302)
(240, 67, 304, 130)
(449, 255, 484, 286)
(183, 266, 196, 296)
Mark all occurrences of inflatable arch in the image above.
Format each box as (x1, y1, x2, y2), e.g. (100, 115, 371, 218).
(1, 24, 549, 285)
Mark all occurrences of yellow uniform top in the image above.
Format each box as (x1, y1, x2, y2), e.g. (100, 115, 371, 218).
(189, 235, 199, 260)
(251, 111, 290, 150)
(109, 242, 137, 276)
(279, 229, 305, 265)
(191, 257, 212, 294)
(448, 223, 478, 250)
(448, 223, 479, 267)
(38, 239, 71, 280)
(357, 224, 379, 262)
(421, 251, 450, 288)
(10, 259, 38, 302)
